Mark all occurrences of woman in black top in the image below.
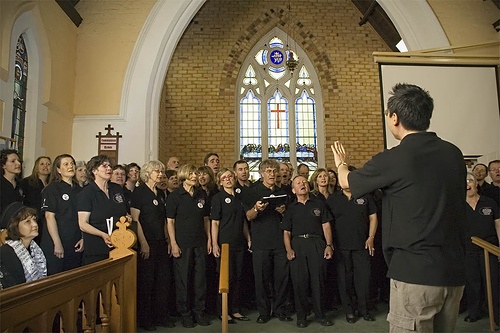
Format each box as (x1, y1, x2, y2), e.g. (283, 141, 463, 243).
(21, 156, 51, 204)
(75, 161, 88, 188)
(211, 168, 251, 323)
(131, 160, 173, 330)
(327, 169, 340, 194)
(40, 154, 83, 275)
(0, 203, 46, 289)
(310, 168, 332, 201)
(166, 164, 212, 328)
(20, 156, 51, 210)
(0, 149, 23, 223)
(77, 155, 128, 265)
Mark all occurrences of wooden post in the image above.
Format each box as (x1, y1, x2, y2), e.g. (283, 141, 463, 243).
(219, 244, 230, 333)
(109, 216, 137, 332)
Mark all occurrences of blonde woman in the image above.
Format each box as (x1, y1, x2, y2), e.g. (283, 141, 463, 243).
(131, 160, 174, 330)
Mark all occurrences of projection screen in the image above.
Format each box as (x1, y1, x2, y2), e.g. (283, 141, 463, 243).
(379, 64, 499, 157)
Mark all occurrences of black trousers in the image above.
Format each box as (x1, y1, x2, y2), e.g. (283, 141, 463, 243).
(290, 238, 327, 320)
(337, 248, 371, 315)
(137, 240, 170, 327)
(465, 250, 500, 322)
(216, 247, 245, 315)
(44, 243, 82, 275)
(173, 246, 207, 318)
(252, 248, 289, 316)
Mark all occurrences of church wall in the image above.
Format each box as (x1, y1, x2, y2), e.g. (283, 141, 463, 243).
(160, 0, 390, 169)
(37, 2, 78, 159)
(0, 0, 77, 171)
(73, 0, 155, 116)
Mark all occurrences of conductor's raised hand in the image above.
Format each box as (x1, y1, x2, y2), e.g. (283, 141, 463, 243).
(331, 141, 347, 167)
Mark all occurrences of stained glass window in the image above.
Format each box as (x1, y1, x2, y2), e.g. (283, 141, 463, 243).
(12, 35, 28, 158)
(238, 31, 321, 181)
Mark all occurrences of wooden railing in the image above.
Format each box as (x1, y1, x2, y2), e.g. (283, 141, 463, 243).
(471, 236, 500, 333)
(0, 217, 137, 332)
(218, 243, 229, 333)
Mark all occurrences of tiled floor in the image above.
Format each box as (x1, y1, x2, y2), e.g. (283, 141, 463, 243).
(141, 302, 497, 333)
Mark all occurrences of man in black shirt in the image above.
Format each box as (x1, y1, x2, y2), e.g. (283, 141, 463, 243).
(245, 159, 291, 324)
(282, 176, 333, 328)
(484, 160, 500, 205)
(327, 187, 377, 323)
(331, 83, 466, 332)
(472, 163, 494, 195)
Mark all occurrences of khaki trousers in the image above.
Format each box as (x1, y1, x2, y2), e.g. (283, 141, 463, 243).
(387, 279, 464, 332)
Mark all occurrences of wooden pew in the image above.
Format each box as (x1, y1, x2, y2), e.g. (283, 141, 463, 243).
(0, 216, 137, 332)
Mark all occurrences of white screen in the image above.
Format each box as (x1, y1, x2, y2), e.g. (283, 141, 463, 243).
(380, 64, 499, 157)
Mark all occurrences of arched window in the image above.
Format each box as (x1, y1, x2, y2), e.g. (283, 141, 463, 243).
(12, 35, 28, 158)
(237, 29, 323, 180)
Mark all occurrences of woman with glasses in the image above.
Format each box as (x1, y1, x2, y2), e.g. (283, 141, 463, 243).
(77, 155, 129, 265)
(211, 168, 251, 323)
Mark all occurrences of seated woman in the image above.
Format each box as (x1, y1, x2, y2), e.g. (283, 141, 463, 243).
(0, 202, 47, 288)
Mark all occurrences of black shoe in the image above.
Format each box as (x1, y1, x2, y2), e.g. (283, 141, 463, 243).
(195, 315, 211, 326)
(296, 319, 308, 328)
(181, 316, 196, 328)
(140, 325, 157, 331)
(231, 314, 251, 321)
(363, 314, 375, 322)
(275, 313, 293, 322)
(464, 315, 480, 323)
(317, 318, 333, 326)
(346, 314, 356, 323)
(256, 315, 271, 324)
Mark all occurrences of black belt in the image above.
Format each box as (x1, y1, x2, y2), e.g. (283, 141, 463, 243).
(296, 234, 321, 239)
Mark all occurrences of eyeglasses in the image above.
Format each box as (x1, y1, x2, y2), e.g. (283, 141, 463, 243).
(101, 163, 111, 169)
(221, 174, 234, 181)
(263, 169, 277, 175)
(489, 167, 500, 172)
(466, 179, 476, 183)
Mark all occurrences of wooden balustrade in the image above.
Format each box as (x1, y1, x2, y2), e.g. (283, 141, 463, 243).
(471, 236, 500, 333)
(0, 217, 137, 332)
(218, 243, 229, 333)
